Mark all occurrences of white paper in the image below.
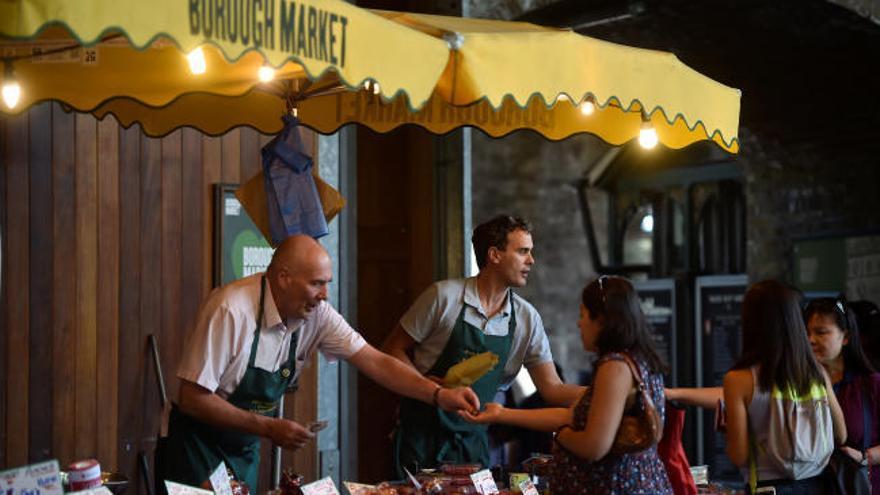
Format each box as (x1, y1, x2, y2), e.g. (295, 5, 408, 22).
(518, 479, 539, 495)
(301, 477, 340, 495)
(469, 469, 498, 495)
(225, 198, 242, 216)
(165, 481, 214, 495)
(0, 460, 63, 495)
(208, 463, 234, 495)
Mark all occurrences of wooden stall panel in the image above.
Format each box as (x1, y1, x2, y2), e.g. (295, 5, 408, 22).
(180, 129, 204, 355)
(74, 112, 99, 460)
(5, 112, 30, 467)
(161, 131, 182, 404)
(221, 129, 241, 185)
(28, 103, 54, 463)
(202, 137, 221, 294)
(97, 116, 120, 470)
(0, 108, 6, 469)
(139, 135, 163, 467)
(117, 124, 143, 486)
(0, 108, 324, 492)
(239, 127, 261, 182)
(52, 104, 77, 466)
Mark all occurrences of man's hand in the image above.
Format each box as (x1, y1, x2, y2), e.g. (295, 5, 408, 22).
(266, 417, 316, 451)
(841, 446, 865, 464)
(437, 386, 480, 413)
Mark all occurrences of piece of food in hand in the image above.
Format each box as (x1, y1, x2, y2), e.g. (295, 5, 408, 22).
(443, 352, 499, 387)
(308, 420, 328, 432)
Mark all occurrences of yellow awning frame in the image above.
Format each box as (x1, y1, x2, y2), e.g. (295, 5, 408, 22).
(0, 0, 741, 152)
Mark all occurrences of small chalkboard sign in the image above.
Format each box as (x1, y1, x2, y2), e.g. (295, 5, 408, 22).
(694, 274, 748, 482)
(634, 278, 678, 386)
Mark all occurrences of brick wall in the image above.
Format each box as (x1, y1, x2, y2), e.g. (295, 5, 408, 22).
(471, 130, 608, 382)
(740, 129, 880, 284)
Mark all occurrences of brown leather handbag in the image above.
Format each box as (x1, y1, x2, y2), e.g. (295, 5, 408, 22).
(610, 353, 663, 455)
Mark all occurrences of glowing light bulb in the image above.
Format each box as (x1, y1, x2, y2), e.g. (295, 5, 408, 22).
(2, 80, 21, 109)
(639, 122, 658, 149)
(579, 101, 595, 116)
(188, 47, 207, 75)
(640, 214, 654, 233)
(258, 65, 275, 82)
(372, 82, 381, 95)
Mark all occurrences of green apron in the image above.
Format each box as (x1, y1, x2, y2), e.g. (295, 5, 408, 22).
(159, 276, 297, 492)
(392, 288, 515, 478)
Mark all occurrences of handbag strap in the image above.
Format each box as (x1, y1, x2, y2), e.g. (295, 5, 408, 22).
(618, 353, 656, 410)
(618, 352, 647, 389)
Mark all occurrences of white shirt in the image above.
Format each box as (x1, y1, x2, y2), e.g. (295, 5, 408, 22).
(177, 273, 366, 398)
(399, 277, 553, 390)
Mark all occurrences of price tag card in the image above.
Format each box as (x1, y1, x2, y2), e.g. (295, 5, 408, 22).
(208, 463, 233, 495)
(342, 481, 375, 495)
(301, 477, 340, 495)
(518, 479, 540, 495)
(469, 469, 498, 495)
(0, 460, 63, 495)
(165, 481, 214, 495)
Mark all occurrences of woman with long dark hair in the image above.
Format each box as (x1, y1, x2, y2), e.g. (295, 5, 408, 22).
(724, 281, 846, 494)
(805, 297, 880, 492)
(462, 276, 672, 494)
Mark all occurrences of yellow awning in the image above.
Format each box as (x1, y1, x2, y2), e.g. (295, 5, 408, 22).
(0, 0, 740, 152)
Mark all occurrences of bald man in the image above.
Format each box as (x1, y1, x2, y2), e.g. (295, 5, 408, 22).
(158, 235, 480, 491)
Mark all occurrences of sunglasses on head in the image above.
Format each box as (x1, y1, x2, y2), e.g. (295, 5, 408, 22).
(597, 275, 609, 306)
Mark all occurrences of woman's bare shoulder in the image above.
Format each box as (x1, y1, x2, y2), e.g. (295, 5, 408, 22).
(723, 368, 753, 393)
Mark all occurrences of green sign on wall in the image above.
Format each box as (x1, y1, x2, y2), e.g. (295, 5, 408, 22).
(215, 184, 274, 286)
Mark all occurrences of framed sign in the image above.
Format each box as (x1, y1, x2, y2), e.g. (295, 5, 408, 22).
(793, 233, 880, 302)
(634, 278, 678, 386)
(694, 274, 748, 482)
(214, 184, 274, 287)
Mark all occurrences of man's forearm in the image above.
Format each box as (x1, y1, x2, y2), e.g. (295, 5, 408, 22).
(362, 350, 436, 404)
(179, 382, 273, 437)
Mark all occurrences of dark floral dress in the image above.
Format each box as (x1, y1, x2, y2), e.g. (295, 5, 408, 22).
(551, 352, 672, 494)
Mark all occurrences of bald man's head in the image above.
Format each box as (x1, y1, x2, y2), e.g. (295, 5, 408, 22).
(269, 235, 330, 274)
(267, 235, 332, 320)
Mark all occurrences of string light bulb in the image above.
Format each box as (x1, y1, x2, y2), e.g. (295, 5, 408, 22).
(638, 116, 658, 149)
(187, 47, 207, 75)
(579, 99, 595, 116)
(258, 65, 275, 82)
(2, 61, 21, 109)
(363, 79, 380, 95)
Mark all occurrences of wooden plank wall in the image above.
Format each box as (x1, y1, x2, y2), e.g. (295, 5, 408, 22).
(0, 102, 319, 492)
(356, 126, 434, 483)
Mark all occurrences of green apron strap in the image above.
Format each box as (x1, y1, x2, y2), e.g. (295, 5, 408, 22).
(161, 275, 298, 493)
